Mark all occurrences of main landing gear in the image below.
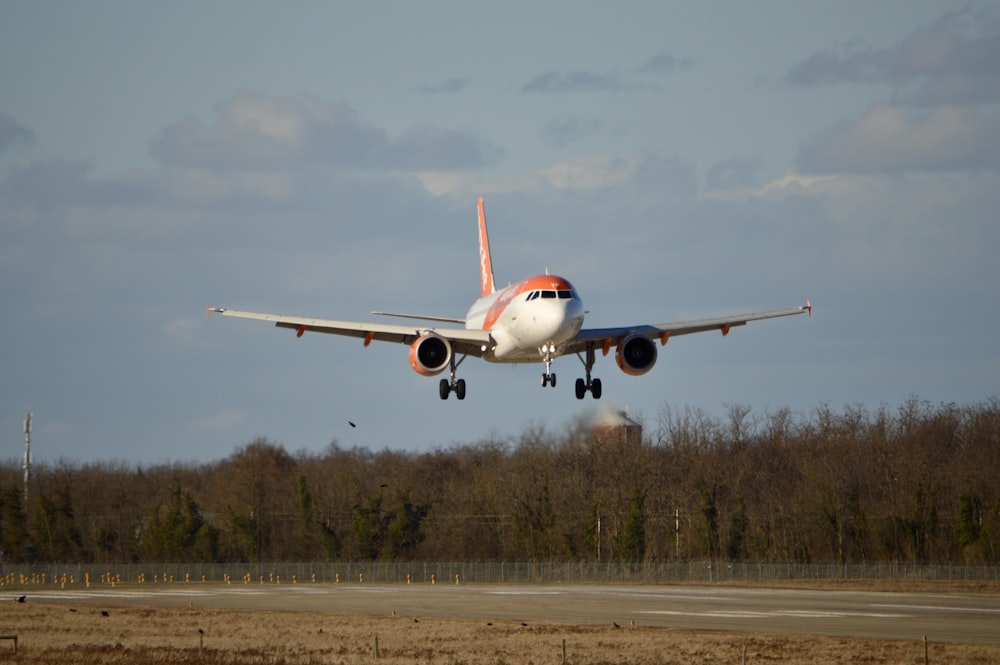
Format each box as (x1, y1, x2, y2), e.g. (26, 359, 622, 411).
(439, 354, 467, 400)
(574, 345, 602, 400)
(540, 343, 602, 398)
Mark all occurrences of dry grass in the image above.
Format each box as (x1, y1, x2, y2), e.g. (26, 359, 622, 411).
(2, 601, 999, 665)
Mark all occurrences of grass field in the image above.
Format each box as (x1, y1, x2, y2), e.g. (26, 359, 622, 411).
(3, 598, 1000, 664)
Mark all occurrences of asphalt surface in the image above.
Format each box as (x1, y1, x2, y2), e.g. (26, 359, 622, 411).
(23, 583, 1000, 645)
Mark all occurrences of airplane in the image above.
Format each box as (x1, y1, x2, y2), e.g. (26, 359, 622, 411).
(209, 197, 810, 400)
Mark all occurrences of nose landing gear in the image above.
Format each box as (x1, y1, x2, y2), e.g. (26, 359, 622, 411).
(540, 343, 557, 388)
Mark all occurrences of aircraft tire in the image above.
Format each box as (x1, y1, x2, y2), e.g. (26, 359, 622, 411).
(591, 378, 602, 399)
(439, 378, 450, 400)
(456, 378, 466, 400)
(575, 378, 586, 399)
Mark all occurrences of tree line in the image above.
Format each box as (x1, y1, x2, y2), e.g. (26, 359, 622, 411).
(1, 398, 998, 565)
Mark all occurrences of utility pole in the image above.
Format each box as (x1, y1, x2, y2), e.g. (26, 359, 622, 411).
(674, 508, 680, 559)
(23, 412, 32, 509)
(596, 513, 602, 562)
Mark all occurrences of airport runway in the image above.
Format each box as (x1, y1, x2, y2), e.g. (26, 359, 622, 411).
(25, 583, 1000, 645)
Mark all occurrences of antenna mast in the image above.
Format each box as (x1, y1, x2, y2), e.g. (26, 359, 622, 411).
(23, 412, 32, 509)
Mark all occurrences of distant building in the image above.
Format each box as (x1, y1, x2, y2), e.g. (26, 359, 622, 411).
(593, 408, 643, 449)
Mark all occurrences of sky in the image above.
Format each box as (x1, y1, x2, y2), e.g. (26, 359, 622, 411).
(2, 1, 999, 464)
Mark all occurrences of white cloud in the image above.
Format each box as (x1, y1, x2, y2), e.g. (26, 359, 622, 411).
(722, 168, 1000, 299)
(150, 91, 385, 170)
(149, 91, 501, 173)
(414, 155, 640, 201)
(540, 156, 637, 191)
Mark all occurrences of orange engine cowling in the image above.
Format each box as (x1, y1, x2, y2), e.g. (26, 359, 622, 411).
(616, 334, 657, 376)
(409, 333, 452, 376)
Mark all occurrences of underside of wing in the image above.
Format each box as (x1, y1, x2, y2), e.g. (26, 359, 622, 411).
(565, 303, 811, 355)
(210, 308, 492, 357)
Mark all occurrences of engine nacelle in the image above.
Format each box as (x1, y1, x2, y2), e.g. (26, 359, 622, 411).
(409, 333, 452, 376)
(616, 334, 657, 376)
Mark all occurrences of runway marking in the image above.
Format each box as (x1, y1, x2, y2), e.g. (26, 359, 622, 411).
(873, 603, 1000, 614)
(639, 609, 906, 619)
(604, 592, 730, 602)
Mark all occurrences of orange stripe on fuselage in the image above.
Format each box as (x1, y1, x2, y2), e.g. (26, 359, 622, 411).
(480, 274, 575, 330)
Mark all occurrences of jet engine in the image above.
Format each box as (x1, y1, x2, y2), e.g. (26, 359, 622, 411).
(409, 333, 452, 376)
(616, 334, 657, 376)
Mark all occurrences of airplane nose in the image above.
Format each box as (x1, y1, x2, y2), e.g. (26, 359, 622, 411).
(533, 299, 583, 340)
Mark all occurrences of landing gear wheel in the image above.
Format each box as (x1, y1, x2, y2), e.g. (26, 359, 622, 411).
(455, 378, 466, 400)
(575, 377, 602, 399)
(541, 373, 557, 388)
(439, 378, 451, 400)
(574, 345, 602, 399)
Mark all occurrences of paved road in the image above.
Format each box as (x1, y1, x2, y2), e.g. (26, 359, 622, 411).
(25, 583, 1000, 645)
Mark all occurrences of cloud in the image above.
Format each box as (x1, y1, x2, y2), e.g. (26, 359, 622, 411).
(705, 157, 762, 190)
(637, 53, 676, 74)
(150, 91, 499, 172)
(784, 39, 887, 86)
(0, 112, 35, 154)
(415, 154, 645, 200)
(636, 52, 692, 75)
(541, 117, 608, 148)
(415, 77, 470, 94)
(522, 52, 690, 94)
(522, 69, 653, 93)
(150, 91, 387, 170)
(381, 124, 505, 171)
(707, 167, 1000, 305)
(0, 159, 152, 212)
(796, 104, 1000, 174)
(783, 8, 1000, 106)
(539, 155, 637, 191)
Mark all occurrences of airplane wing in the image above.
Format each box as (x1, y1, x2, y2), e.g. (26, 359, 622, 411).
(208, 307, 493, 357)
(371, 310, 466, 324)
(565, 302, 811, 354)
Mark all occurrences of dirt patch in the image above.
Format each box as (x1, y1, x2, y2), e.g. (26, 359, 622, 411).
(2, 602, 999, 664)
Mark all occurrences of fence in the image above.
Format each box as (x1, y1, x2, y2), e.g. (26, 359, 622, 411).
(3, 561, 999, 587)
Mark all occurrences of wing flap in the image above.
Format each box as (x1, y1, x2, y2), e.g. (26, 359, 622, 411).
(371, 310, 466, 324)
(210, 308, 492, 355)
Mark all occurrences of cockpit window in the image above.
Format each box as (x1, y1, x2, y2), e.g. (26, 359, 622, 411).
(526, 289, 578, 301)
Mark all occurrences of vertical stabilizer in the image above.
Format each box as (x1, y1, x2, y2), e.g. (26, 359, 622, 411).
(477, 197, 496, 296)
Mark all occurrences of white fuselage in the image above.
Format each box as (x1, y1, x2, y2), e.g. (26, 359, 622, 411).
(465, 274, 585, 363)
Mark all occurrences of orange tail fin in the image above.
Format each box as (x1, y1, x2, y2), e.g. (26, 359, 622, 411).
(477, 197, 496, 297)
